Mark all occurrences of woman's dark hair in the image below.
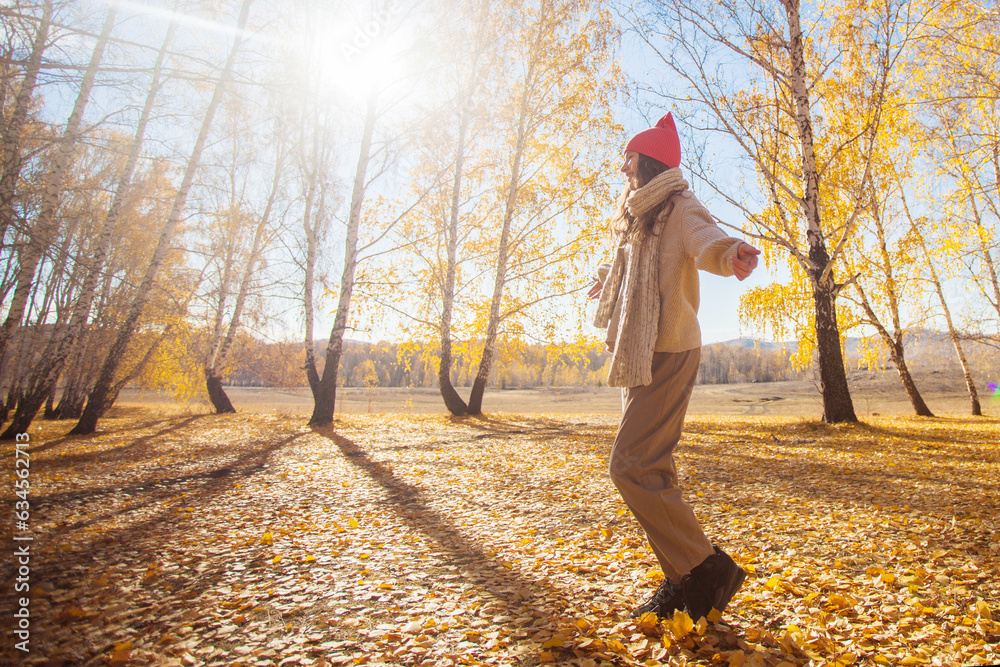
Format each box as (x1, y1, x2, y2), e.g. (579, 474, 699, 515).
(614, 154, 676, 240)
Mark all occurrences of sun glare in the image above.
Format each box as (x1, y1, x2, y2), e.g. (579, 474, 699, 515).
(116, 0, 259, 40)
(312, 9, 414, 104)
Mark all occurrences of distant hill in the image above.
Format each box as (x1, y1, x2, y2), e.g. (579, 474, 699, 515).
(716, 337, 791, 351)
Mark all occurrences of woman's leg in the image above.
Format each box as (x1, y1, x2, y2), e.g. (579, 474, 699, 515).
(609, 348, 712, 580)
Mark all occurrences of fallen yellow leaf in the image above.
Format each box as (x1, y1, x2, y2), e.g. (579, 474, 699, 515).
(666, 610, 694, 638)
(606, 638, 626, 652)
(826, 593, 855, 610)
(636, 611, 658, 634)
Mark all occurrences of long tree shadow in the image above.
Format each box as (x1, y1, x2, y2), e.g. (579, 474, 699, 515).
(26, 414, 210, 456)
(2, 422, 309, 666)
(26, 430, 305, 586)
(33, 437, 288, 531)
(677, 420, 1000, 522)
(447, 414, 598, 443)
(313, 425, 556, 611)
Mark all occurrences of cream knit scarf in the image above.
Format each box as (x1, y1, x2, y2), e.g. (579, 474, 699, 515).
(594, 168, 689, 387)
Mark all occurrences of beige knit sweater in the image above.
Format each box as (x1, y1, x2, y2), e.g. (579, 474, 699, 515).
(595, 189, 743, 387)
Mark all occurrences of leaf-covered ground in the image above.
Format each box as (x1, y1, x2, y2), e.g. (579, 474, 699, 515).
(2, 410, 999, 666)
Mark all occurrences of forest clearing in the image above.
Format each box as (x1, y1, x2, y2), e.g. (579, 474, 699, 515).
(2, 406, 998, 666)
(3, 0, 1000, 663)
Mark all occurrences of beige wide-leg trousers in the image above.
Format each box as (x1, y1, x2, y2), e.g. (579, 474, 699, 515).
(609, 348, 714, 584)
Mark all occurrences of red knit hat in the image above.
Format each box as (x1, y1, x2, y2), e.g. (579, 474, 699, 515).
(624, 112, 681, 168)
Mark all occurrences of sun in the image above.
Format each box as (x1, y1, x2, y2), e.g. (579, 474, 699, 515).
(310, 7, 415, 104)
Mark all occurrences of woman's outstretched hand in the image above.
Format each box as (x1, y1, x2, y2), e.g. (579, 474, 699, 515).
(732, 243, 761, 281)
(588, 277, 603, 300)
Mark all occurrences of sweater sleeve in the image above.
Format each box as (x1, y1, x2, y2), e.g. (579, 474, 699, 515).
(680, 198, 743, 277)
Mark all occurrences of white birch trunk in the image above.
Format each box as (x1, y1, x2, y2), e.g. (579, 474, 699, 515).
(71, 0, 253, 435)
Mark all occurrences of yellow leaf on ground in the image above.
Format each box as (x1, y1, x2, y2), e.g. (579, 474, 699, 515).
(977, 600, 993, 620)
(826, 593, 855, 610)
(110, 641, 132, 664)
(542, 635, 564, 649)
(636, 611, 659, 634)
(606, 638, 626, 652)
(666, 610, 694, 638)
(272, 555, 281, 564)
(728, 650, 747, 666)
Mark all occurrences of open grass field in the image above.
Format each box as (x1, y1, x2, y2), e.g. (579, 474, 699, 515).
(116, 371, 1000, 420)
(2, 386, 998, 665)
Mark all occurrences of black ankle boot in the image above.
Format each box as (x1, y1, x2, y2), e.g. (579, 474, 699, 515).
(680, 546, 746, 621)
(630, 579, 684, 619)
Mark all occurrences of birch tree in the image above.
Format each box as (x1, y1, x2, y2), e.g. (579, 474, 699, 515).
(201, 127, 286, 414)
(466, 0, 618, 415)
(903, 201, 983, 415)
(309, 93, 377, 427)
(0, 19, 177, 436)
(918, 1, 1000, 340)
(305, 3, 444, 426)
(0, 3, 116, 398)
(70, 0, 253, 435)
(828, 9, 933, 417)
(627, 0, 919, 422)
(0, 0, 53, 250)
(368, 0, 502, 416)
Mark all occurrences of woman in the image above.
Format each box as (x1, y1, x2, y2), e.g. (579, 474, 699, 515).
(590, 112, 760, 622)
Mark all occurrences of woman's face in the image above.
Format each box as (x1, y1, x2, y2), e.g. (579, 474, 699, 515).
(621, 151, 641, 190)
